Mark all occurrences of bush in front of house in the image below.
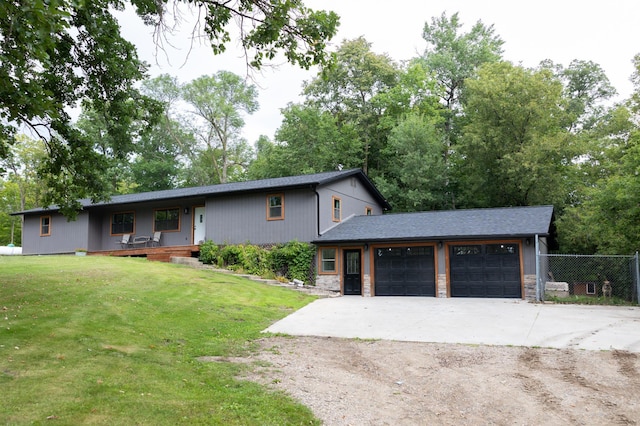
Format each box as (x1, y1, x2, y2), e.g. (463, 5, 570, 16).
(199, 240, 221, 266)
(199, 240, 316, 284)
(267, 240, 316, 284)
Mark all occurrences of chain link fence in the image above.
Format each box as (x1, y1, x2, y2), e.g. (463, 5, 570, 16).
(537, 243, 640, 304)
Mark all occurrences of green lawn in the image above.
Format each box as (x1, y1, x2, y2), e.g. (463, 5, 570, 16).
(0, 256, 319, 425)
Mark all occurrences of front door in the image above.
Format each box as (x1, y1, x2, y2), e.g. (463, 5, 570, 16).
(193, 206, 206, 244)
(343, 249, 362, 295)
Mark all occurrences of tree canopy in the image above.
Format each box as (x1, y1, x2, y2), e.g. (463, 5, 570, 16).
(0, 0, 339, 216)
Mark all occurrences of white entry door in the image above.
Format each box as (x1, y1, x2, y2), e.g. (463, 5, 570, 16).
(193, 206, 206, 244)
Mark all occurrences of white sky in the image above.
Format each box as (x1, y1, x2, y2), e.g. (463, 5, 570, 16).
(115, 0, 640, 145)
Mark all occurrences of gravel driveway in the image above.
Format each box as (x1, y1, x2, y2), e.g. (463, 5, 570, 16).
(234, 297, 640, 424)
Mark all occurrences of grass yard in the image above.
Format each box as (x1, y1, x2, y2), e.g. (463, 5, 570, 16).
(0, 256, 319, 425)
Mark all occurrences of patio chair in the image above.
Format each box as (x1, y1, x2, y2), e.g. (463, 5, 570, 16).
(150, 231, 162, 247)
(118, 234, 131, 249)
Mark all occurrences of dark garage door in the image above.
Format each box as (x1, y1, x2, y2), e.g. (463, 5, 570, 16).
(449, 243, 521, 298)
(374, 246, 435, 296)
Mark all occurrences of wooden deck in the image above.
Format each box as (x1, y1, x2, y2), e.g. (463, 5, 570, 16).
(89, 245, 201, 262)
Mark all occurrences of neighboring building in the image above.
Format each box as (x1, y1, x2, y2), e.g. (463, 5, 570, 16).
(13, 170, 555, 300)
(13, 169, 390, 255)
(313, 206, 555, 300)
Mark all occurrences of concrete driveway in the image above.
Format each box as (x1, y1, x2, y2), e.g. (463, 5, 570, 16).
(265, 297, 640, 352)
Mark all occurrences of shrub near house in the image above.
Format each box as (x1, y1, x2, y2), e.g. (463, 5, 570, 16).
(199, 240, 316, 284)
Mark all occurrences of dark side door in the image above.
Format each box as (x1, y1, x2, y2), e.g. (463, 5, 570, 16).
(343, 249, 362, 295)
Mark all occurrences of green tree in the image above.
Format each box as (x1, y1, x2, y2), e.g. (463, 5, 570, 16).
(373, 114, 448, 212)
(135, 74, 194, 191)
(540, 59, 617, 132)
(130, 120, 187, 191)
(0, 0, 338, 216)
(304, 37, 399, 173)
(269, 104, 361, 175)
(0, 135, 48, 245)
(456, 62, 575, 209)
(420, 12, 504, 146)
(557, 55, 640, 254)
(245, 136, 287, 180)
(0, 180, 21, 245)
(181, 71, 259, 184)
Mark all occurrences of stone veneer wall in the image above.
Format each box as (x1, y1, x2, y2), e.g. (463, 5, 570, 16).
(437, 274, 447, 298)
(363, 274, 371, 297)
(316, 274, 341, 293)
(524, 274, 537, 301)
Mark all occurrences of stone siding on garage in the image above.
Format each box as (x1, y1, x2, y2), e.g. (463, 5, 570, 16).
(524, 274, 537, 301)
(437, 273, 447, 297)
(316, 274, 340, 293)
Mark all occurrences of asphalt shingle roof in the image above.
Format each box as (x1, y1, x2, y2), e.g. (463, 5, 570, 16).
(15, 169, 390, 215)
(314, 205, 554, 243)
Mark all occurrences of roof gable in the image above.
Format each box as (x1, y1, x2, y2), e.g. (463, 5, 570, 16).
(314, 205, 555, 243)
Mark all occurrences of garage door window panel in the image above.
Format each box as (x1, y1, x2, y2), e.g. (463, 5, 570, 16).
(453, 245, 481, 256)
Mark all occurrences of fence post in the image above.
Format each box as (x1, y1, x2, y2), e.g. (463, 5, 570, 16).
(635, 252, 640, 305)
(535, 234, 541, 302)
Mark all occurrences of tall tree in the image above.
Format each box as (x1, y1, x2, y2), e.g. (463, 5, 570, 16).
(182, 71, 258, 184)
(0, 135, 48, 245)
(420, 12, 504, 146)
(373, 114, 448, 212)
(0, 180, 21, 245)
(268, 104, 361, 175)
(456, 62, 575, 209)
(303, 37, 399, 174)
(135, 74, 194, 191)
(540, 59, 617, 132)
(557, 54, 640, 254)
(0, 0, 338, 215)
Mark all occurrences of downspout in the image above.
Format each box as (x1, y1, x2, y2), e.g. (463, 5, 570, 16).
(534, 234, 541, 302)
(312, 185, 321, 237)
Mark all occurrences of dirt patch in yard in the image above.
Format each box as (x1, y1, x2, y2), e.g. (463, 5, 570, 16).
(242, 336, 640, 425)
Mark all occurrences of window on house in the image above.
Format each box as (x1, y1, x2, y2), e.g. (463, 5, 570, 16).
(267, 194, 284, 220)
(154, 208, 180, 232)
(365, 206, 373, 215)
(40, 216, 51, 236)
(111, 212, 134, 235)
(332, 196, 341, 222)
(320, 248, 337, 273)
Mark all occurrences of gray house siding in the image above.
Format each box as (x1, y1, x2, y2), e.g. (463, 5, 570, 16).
(13, 170, 391, 255)
(205, 189, 317, 245)
(22, 212, 90, 254)
(94, 198, 203, 250)
(317, 177, 383, 234)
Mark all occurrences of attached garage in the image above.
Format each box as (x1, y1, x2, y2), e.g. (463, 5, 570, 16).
(374, 246, 435, 296)
(314, 205, 555, 301)
(449, 243, 521, 298)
